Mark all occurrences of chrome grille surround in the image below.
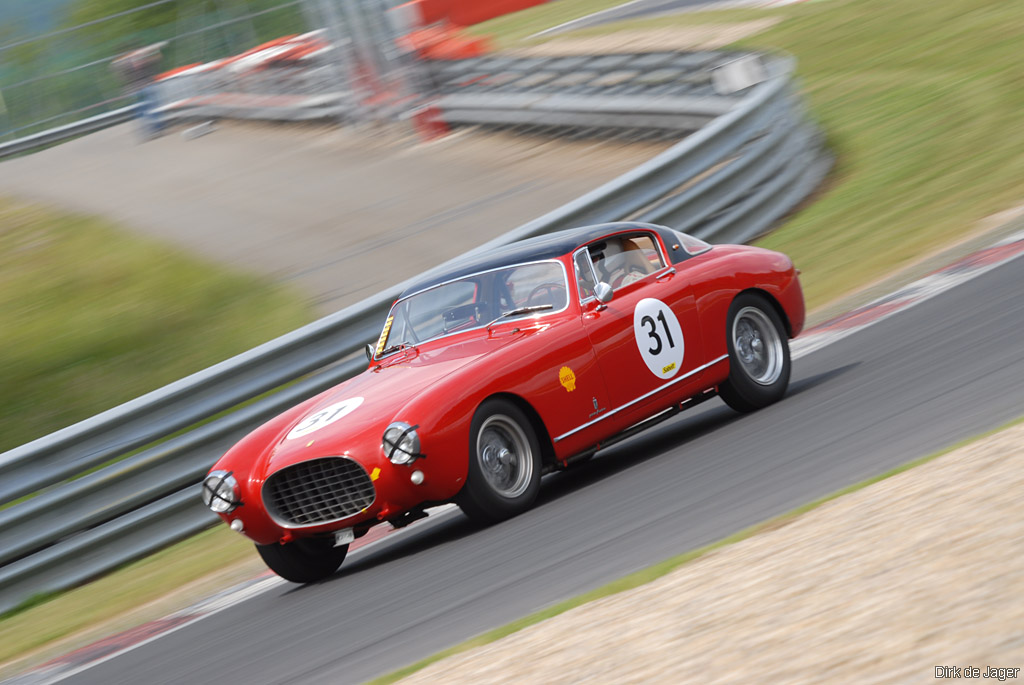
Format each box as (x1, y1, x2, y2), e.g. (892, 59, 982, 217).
(262, 456, 376, 528)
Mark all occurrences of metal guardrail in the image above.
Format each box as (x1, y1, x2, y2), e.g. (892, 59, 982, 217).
(0, 105, 137, 161)
(426, 51, 741, 135)
(0, 53, 829, 613)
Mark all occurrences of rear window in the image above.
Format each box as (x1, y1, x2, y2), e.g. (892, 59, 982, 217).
(674, 231, 712, 256)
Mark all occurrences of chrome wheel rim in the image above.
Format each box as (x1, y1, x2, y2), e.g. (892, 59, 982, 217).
(732, 306, 784, 386)
(476, 415, 533, 498)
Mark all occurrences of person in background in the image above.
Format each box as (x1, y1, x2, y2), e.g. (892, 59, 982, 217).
(111, 42, 166, 139)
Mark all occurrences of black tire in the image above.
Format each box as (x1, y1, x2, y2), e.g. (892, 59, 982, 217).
(457, 399, 542, 524)
(718, 293, 791, 413)
(256, 537, 348, 583)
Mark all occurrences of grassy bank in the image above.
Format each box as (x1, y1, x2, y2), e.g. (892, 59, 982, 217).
(0, 198, 312, 453)
(479, 0, 1024, 311)
(0, 196, 313, 672)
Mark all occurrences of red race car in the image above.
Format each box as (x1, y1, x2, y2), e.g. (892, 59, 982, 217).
(201, 222, 804, 582)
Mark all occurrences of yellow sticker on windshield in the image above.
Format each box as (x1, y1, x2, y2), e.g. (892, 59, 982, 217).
(375, 316, 394, 357)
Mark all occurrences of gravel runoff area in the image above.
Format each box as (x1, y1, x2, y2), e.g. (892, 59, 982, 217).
(400, 422, 1024, 684)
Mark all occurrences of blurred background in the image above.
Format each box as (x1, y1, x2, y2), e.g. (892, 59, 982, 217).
(0, 0, 562, 142)
(2, 0, 1023, 682)
(0, 0, 404, 140)
(1, 0, 302, 139)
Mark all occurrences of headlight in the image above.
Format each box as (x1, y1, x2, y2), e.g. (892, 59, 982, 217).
(382, 422, 421, 465)
(201, 470, 240, 513)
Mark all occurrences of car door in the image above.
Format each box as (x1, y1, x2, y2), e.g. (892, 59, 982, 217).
(576, 232, 706, 422)
(481, 259, 614, 460)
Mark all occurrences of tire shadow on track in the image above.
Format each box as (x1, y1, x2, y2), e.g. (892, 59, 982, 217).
(787, 362, 861, 397)
(536, 362, 861, 503)
(282, 362, 860, 593)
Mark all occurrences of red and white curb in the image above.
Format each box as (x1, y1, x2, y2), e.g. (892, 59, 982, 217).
(792, 229, 1024, 360)
(8, 505, 460, 685)
(9, 229, 1024, 685)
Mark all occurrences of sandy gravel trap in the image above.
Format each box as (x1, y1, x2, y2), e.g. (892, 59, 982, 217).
(400, 422, 1024, 684)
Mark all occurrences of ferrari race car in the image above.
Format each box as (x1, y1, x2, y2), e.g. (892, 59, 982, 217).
(201, 222, 805, 582)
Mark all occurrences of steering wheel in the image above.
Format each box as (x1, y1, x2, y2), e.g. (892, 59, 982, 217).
(526, 283, 566, 307)
(611, 265, 647, 289)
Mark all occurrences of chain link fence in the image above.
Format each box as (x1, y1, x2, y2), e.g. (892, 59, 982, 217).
(0, 0, 414, 142)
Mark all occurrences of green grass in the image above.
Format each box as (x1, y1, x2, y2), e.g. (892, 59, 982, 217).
(0, 197, 313, 453)
(478, 0, 1024, 311)
(738, 0, 1024, 309)
(371, 412, 1024, 684)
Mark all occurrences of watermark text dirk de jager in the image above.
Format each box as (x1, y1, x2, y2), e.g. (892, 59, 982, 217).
(936, 666, 1020, 681)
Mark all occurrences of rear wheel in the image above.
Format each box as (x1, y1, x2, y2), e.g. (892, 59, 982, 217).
(719, 293, 791, 413)
(256, 537, 348, 583)
(457, 399, 542, 524)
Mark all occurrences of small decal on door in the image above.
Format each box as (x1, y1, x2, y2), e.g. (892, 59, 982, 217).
(559, 366, 577, 392)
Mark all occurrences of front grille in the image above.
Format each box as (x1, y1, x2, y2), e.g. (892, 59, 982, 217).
(263, 457, 376, 526)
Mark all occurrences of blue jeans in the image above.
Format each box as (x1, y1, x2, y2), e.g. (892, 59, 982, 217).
(137, 84, 164, 136)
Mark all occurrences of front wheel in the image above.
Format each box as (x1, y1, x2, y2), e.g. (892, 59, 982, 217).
(256, 537, 348, 583)
(718, 293, 791, 413)
(457, 399, 542, 524)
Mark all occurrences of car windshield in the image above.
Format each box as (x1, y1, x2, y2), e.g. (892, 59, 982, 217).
(375, 261, 568, 357)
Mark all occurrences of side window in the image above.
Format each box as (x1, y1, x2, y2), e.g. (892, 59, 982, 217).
(590, 234, 665, 290)
(573, 249, 597, 301)
(629, 235, 665, 271)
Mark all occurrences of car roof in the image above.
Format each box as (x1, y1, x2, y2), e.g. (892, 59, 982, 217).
(400, 222, 677, 297)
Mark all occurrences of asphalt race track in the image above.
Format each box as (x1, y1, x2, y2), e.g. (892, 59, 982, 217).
(64, 248, 1024, 684)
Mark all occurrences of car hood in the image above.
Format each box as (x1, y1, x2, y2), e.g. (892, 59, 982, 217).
(257, 332, 522, 475)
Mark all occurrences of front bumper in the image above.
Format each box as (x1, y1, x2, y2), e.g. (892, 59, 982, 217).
(218, 455, 448, 545)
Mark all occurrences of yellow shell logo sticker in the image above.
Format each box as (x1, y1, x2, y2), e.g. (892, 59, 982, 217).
(559, 366, 577, 392)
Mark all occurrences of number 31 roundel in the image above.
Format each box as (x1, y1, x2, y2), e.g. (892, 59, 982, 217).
(633, 298, 685, 379)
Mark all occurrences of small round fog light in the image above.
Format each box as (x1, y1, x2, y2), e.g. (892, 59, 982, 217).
(229, 518, 244, 533)
(410, 470, 424, 485)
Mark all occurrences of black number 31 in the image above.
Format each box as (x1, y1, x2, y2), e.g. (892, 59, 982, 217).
(641, 310, 675, 355)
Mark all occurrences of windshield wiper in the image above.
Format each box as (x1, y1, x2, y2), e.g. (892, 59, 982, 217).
(485, 304, 553, 328)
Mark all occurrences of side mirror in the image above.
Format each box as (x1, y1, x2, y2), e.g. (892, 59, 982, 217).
(365, 343, 375, 363)
(595, 282, 613, 304)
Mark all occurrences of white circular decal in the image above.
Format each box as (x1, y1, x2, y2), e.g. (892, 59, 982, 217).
(286, 397, 364, 440)
(633, 298, 685, 379)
